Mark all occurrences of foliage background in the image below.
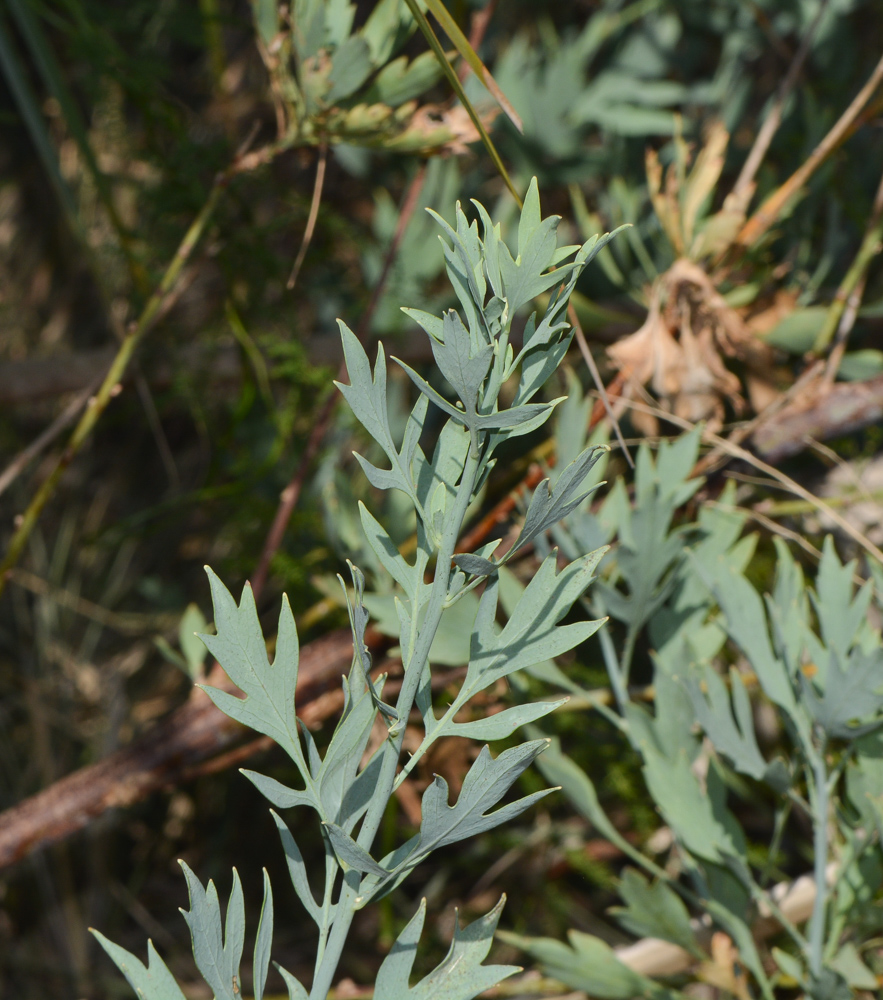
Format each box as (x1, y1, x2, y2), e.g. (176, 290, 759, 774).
(1, 0, 883, 996)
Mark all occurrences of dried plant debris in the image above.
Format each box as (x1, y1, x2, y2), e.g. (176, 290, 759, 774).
(608, 259, 772, 432)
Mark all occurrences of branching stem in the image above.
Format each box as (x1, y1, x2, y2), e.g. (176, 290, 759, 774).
(308, 448, 481, 999)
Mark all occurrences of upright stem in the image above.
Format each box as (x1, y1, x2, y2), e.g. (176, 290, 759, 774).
(308, 447, 481, 1000)
(808, 744, 829, 977)
(593, 597, 629, 714)
(0, 180, 224, 600)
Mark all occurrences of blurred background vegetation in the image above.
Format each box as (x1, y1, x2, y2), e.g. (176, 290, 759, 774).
(1, 0, 882, 996)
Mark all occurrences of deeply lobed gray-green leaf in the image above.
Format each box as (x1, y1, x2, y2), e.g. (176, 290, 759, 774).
(350, 740, 555, 897)
(90, 934, 187, 1000)
(463, 550, 605, 696)
(253, 870, 274, 1000)
(271, 812, 322, 925)
(642, 748, 744, 864)
(500, 928, 674, 999)
(374, 897, 519, 1000)
(686, 666, 768, 781)
(610, 868, 703, 959)
(198, 569, 305, 769)
(447, 698, 567, 740)
(799, 648, 883, 741)
(178, 863, 245, 1000)
(504, 446, 607, 563)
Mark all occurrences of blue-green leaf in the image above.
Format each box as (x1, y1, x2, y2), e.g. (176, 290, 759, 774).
(360, 741, 554, 899)
(506, 446, 607, 559)
(610, 868, 703, 958)
(430, 310, 493, 416)
(799, 648, 883, 741)
(271, 812, 322, 925)
(464, 552, 606, 696)
(253, 870, 274, 1000)
(178, 864, 245, 1000)
(275, 963, 309, 1000)
(375, 896, 519, 1000)
(335, 322, 394, 448)
(500, 928, 663, 999)
(642, 749, 744, 864)
(686, 667, 769, 781)
(452, 553, 499, 577)
(198, 570, 306, 770)
(90, 934, 187, 1000)
(448, 699, 567, 740)
(323, 821, 390, 878)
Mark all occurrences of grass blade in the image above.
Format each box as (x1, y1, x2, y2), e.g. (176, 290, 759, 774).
(402, 0, 521, 206)
(422, 0, 522, 133)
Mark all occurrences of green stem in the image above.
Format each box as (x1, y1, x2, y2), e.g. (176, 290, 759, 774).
(823, 828, 866, 964)
(759, 799, 792, 889)
(620, 621, 639, 688)
(808, 745, 830, 976)
(308, 447, 481, 1000)
(592, 597, 629, 714)
(0, 179, 224, 600)
(813, 169, 883, 353)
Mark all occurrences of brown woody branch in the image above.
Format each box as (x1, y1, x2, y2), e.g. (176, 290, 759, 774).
(751, 372, 883, 462)
(0, 625, 381, 869)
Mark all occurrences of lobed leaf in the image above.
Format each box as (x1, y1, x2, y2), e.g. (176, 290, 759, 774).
(463, 551, 605, 696)
(374, 896, 519, 1000)
(272, 812, 322, 925)
(253, 870, 274, 1000)
(500, 928, 670, 999)
(610, 868, 703, 959)
(503, 445, 607, 562)
(275, 964, 310, 1000)
(799, 648, 883, 741)
(178, 863, 245, 1000)
(241, 770, 312, 810)
(354, 741, 555, 899)
(642, 748, 744, 864)
(686, 667, 768, 781)
(90, 934, 187, 1000)
(198, 569, 305, 770)
(447, 698, 567, 741)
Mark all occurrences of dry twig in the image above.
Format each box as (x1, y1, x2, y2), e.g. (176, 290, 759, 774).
(736, 51, 883, 248)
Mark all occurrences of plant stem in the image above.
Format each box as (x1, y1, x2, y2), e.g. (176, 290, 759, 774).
(813, 164, 883, 353)
(808, 745, 829, 977)
(592, 597, 629, 713)
(308, 447, 481, 999)
(0, 180, 224, 601)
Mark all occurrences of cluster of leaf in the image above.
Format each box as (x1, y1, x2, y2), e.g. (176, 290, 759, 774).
(92, 183, 625, 998)
(251, 0, 463, 153)
(501, 391, 883, 998)
(483, 2, 762, 187)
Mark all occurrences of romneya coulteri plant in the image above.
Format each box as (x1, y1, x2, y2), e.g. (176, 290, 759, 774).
(91, 180, 625, 999)
(499, 395, 883, 998)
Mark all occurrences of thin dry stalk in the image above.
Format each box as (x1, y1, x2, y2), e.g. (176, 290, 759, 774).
(0, 379, 100, 498)
(692, 358, 825, 476)
(737, 51, 883, 248)
(816, 163, 883, 363)
(569, 302, 634, 468)
(0, 125, 286, 602)
(6, 568, 177, 634)
(731, 0, 829, 205)
(287, 141, 328, 290)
